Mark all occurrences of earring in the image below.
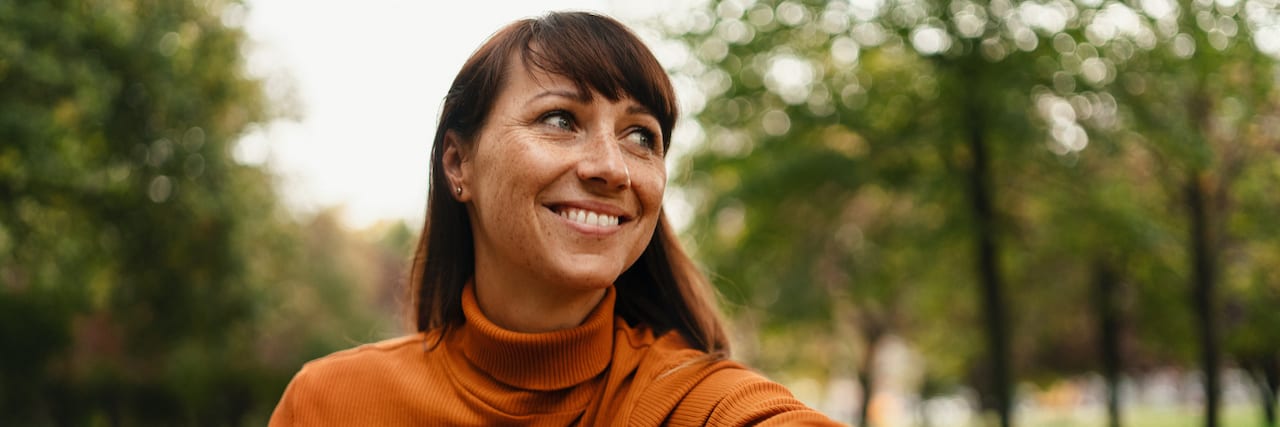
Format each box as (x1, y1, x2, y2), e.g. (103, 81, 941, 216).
(455, 186, 462, 196)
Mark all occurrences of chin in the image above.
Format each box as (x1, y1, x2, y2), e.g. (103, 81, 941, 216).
(569, 272, 623, 289)
(552, 264, 626, 290)
(547, 251, 636, 286)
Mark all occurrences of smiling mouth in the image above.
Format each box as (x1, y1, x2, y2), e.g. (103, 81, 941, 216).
(550, 206, 625, 227)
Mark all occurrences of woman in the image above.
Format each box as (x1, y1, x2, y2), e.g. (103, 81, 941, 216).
(271, 11, 840, 426)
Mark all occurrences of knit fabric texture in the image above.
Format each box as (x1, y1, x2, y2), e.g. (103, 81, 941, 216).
(269, 284, 842, 426)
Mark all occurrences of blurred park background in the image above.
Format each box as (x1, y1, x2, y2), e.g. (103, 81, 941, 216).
(2, 0, 1279, 426)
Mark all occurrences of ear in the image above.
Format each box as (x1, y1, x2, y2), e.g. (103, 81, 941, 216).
(442, 130, 472, 202)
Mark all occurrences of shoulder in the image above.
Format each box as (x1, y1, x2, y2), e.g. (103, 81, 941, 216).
(613, 319, 725, 387)
(609, 321, 841, 425)
(617, 319, 699, 356)
(296, 333, 428, 379)
(269, 333, 439, 426)
(672, 366, 847, 426)
(620, 345, 843, 426)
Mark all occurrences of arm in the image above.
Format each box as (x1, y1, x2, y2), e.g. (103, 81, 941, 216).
(669, 368, 846, 426)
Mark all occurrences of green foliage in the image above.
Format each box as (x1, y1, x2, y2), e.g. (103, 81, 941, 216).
(0, 1, 402, 424)
(668, 0, 1280, 419)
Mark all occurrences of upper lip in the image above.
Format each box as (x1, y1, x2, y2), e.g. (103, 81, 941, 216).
(545, 200, 634, 222)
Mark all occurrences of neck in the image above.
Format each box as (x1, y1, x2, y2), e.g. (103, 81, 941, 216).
(472, 273, 609, 333)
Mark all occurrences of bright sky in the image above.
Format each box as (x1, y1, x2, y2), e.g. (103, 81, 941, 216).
(241, 0, 698, 228)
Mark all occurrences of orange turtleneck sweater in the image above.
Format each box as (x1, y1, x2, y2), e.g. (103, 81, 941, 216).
(269, 284, 842, 426)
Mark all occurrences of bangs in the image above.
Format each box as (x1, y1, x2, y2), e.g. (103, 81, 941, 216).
(519, 13, 677, 149)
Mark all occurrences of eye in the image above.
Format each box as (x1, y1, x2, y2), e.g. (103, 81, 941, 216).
(539, 110, 575, 130)
(625, 127, 658, 150)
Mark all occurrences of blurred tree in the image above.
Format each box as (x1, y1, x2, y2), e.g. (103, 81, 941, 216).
(668, 1, 1279, 427)
(1224, 147, 1280, 427)
(668, 1, 1052, 425)
(995, 7, 1180, 427)
(0, 0, 399, 424)
(1093, 1, 1280, 425)
(673, 10, 938, 424)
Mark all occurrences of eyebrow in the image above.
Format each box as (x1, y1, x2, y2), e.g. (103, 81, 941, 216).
(626, 105, 653, 117)
(531, 89, 658, 120)
(531, 89, 590, 103)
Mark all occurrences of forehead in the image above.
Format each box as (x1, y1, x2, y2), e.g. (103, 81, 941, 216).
(503, 56, 583, 99)
(500, 53, 611, 104)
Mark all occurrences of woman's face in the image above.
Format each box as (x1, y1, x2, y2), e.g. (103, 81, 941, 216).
(448, 59, 667, 294)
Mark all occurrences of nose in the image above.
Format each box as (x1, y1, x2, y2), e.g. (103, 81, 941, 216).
(576, 132, 630, 191)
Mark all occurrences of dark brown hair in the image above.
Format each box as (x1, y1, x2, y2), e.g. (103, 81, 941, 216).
(409, 11, 729, 354)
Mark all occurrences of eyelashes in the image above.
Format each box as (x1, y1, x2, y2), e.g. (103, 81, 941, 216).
(536, 109, 661, 151)
(540, 110, 574, 130)
(626, 127, 656, 149)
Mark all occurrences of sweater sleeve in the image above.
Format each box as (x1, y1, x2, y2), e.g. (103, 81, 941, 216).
(668, 368, 846, 426)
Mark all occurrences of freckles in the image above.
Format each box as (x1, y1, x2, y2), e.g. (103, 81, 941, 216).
(630, 163, 667, 198)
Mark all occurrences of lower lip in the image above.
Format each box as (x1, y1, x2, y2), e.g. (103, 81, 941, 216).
(547, 208, 623, 236)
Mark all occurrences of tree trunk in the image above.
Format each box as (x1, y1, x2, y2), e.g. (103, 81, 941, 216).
(917, 391, 933, 427)
(1093, 261, 1123, 427)
(1186, 173, 1220, 427)
(962, 61, 1012, 427)
(1258, 355, 1279, 427)
(857, 332, 882, 427)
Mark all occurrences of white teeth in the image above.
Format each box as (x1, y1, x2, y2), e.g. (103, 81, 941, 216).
(559, 208, 619, 227)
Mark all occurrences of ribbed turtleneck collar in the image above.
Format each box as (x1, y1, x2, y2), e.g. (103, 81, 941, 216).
(455, 282, 615, 391)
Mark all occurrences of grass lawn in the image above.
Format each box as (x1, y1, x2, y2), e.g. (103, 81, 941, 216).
(1020, 404, 1263, 427)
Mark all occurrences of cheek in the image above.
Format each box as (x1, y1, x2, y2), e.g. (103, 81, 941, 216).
(475, 136, 538, 193)
(632, 161, 667, 209)
(469, 147, 526, 226)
